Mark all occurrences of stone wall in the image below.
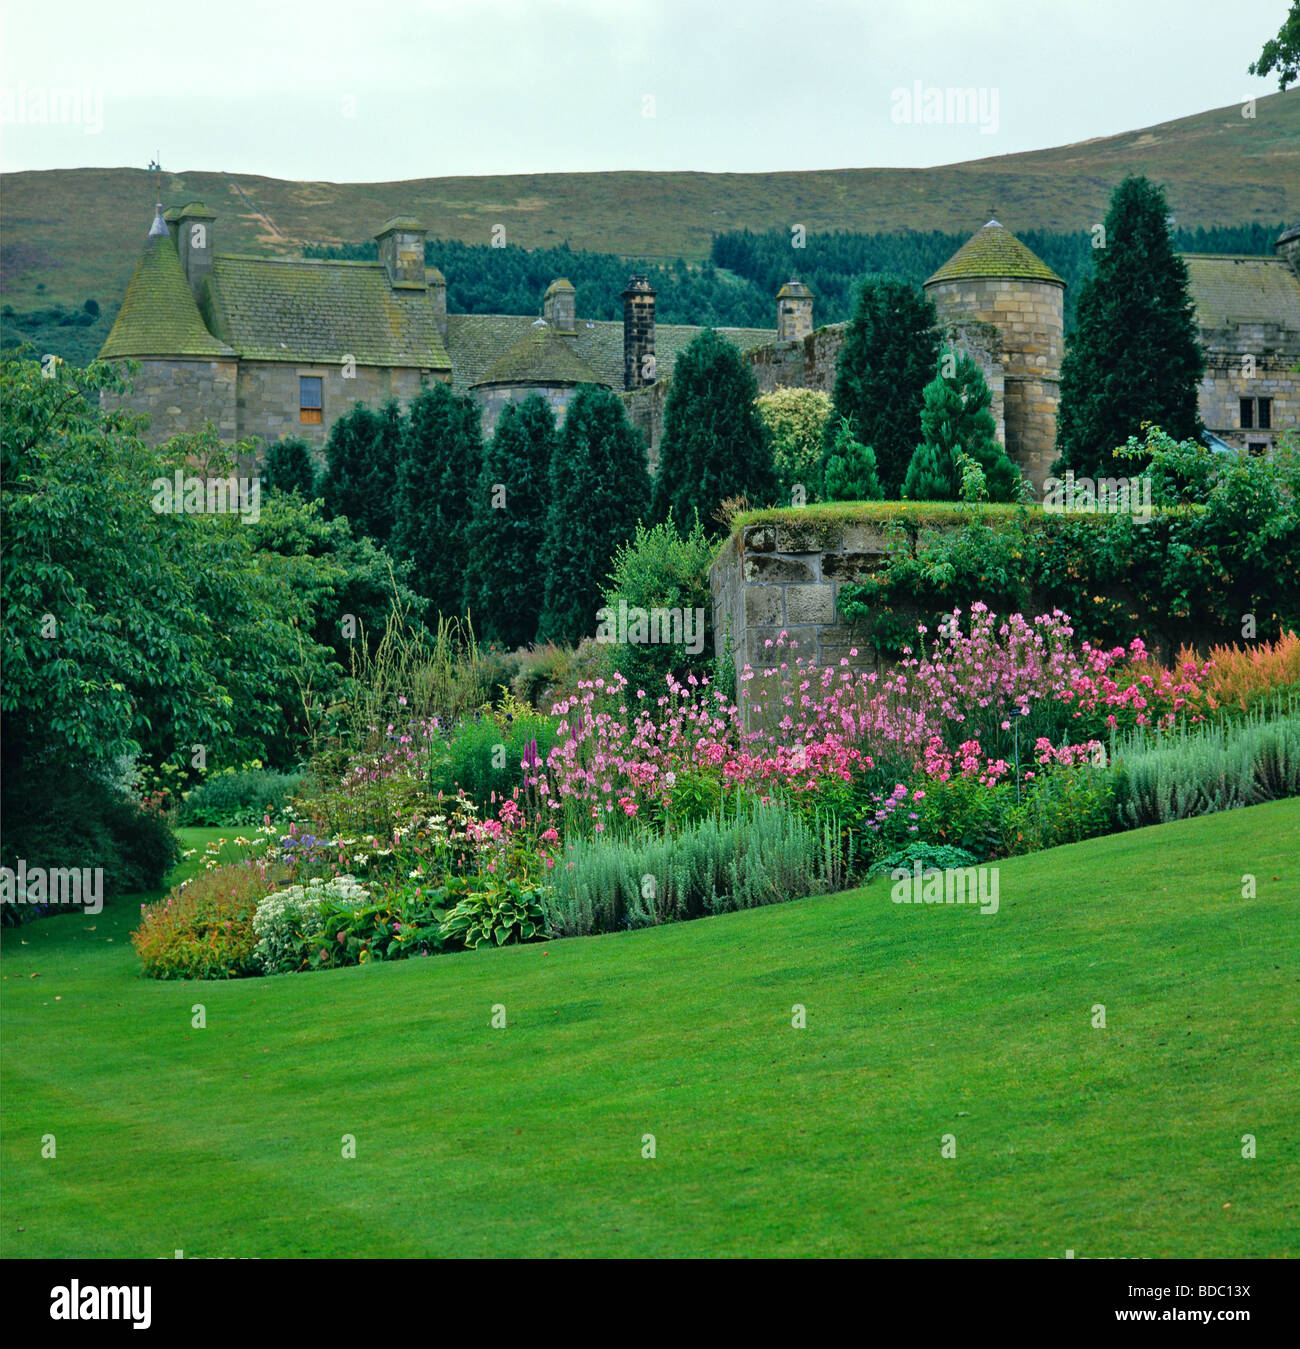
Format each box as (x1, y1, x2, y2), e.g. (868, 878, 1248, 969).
(621, 379, 672, 472)
(101, 358, 238, 445)
(473, 381, 584, 438)
(710, 516, 900, 684)
(922, 275, 1063, 489)
(235, 361, 446, 446)
(1197, 321, 1299, 453)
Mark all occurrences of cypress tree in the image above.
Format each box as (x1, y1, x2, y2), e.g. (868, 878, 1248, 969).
(467, 394, 556, 650)
(319, 399, 403, 544)
(540, 386, 650, 645)
(827, 277, 939, 497)
(903, 352, 1020, 501)
(391, 383, 483, 619)
(651, 328, 777, 529)
(262, 437, 316, 498)
(1055, 175, 1205, 475)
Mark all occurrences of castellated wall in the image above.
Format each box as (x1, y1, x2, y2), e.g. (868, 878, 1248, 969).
(101, 358, 238, 446)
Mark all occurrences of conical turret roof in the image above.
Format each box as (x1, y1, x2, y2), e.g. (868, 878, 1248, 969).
(925, 220, 1064, 287)
(98, 209, 233, 359)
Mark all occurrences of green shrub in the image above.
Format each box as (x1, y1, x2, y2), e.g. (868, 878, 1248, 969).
(1002, 765, 1116, 854)
(252, 875, 370, 974)
(914, 775, 1013, 860)
(867, 842, 978, 880)
(132, 862, 285, 979)
(544, 799, 850, 937)
(310, 888, 449, 967)
(600, 515, 715, 692)
(1111, 706, 1300, 829)
(0, 764, 179, 923)
(438, 875, 551, 949)
(179, 767, 306, 827)
(429, 708, 557, 810)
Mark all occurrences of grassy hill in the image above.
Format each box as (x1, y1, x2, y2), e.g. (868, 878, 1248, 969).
(3, 800, 1297, 1258)
(2, 91, 1297, 316)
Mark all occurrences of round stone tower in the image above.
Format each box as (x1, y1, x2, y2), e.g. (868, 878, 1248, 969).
(923, 220, 1065, 488)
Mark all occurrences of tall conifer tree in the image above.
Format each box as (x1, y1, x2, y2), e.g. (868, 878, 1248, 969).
(1055, 175, 1205, 475)
(391, 383, 483, 618)
(540, 386, 650, 644)
(827, 278, 939, 497)
(467, 394, 556, 649)
(651, 329, 776, 529)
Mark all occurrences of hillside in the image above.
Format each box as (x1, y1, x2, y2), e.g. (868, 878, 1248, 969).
(2, 91, 1297, 316)
(2, 801, 1297, 1258)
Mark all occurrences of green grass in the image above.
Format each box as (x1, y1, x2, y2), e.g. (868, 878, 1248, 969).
(3, 805, 1298, 1258)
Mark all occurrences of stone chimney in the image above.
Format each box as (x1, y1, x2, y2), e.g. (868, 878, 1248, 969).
(1276, 225, 1300, 280)
(427, 266, 448, 342)
(543, 278, 576, 333)
(172, 202, 217, 304)
(622, 274, 657, 390)
(776, 278, 814, 341)
(376, 218, 427, 290)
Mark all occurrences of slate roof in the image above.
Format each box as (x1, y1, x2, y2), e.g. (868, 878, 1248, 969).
(98, 227, 234, 360)
(475, 320, 607, 387)
(926, 220, 1064, 287)
(203, 256, 452, 368)
(445, 313, 776, 393)
(1182, 254, 1300, 331)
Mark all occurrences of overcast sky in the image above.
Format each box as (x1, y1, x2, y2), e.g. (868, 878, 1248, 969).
(0, 0, 1290, 180)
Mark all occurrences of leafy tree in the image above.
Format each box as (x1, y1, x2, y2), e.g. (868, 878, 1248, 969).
(467, 394, 555, 649)
(821, 417, 883, 501)
(1055, 176, 1205, 476)
(244, 492, 426, 662)
(1249, 1, 1300, 88)
(540, 386, 651, 644)
(263, 437, 316, 497)
(391, 383, 484, 619)
(320, 398, 403, 544)
(755, 387, 832, 504)
(903, 352, 1020, 502)
(651, 328, 777, 529)
(827, 277, 938, 497)
(601, 515, 715, 692)
(0, 357, 342, 895)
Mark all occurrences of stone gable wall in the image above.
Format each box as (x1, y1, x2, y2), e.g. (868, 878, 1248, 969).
(101, 358, 238, 446)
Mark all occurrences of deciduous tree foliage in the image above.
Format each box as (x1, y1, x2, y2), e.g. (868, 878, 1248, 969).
(467, 394, 556, 649)
(652, 328, 777, 529)
(1055, 176, 1205, 476)
(540, 386, 650, 644)
(827, 278, 939, 497)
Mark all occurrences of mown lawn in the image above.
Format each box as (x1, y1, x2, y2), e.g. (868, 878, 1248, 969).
(3, 803, 1298, 1258)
